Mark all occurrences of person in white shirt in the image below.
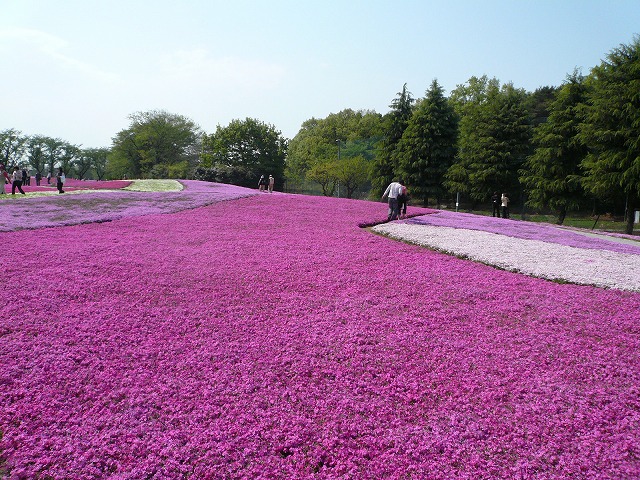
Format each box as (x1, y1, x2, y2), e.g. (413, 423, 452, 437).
(501, 193, 510, 219)
(382, 179, 404, 221)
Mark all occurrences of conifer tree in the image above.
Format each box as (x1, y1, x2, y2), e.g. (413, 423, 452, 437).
(394, 80, 458, 206)
(520, 71, 588, 224)
(371, 84, 414, 195)
(579, 37, 640, 234)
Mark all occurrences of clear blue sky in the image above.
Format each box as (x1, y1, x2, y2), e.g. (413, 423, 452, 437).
(1, 0, 639, 148)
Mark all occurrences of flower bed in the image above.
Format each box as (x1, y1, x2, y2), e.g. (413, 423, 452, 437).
(2, 179, 132, 194)
(0, 181, 256, 232)
(372, 211, 640, 291)
(1, 191, 639, 478)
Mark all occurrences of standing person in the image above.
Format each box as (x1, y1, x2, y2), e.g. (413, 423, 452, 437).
(35, 171, 42, 186)
(491, 191, 501, 218)
(0, 165, 10, 194)
(22, 168, 29, 186)
(501, 193, 510, 219)
(397, 180, 408, 219)
(268, 175, 274, 193)
(11, 167, 25, 195)
(47, 171, 51, 184)
(382, 179, 404, 221)
(56, 167, 65, 194)
(258, 175, 266, 192)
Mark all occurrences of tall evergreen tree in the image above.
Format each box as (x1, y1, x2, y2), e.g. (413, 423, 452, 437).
(579, 37, 640, 234)
(371, 84, 414, 195)
(394, 80, 458, 205)
(520, 71, 588, 224)
(446, 78, 532, 204)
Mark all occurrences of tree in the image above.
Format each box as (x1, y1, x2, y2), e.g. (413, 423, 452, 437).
(75, 148, 109, 180)
(42, 137, 67, 177)
(25, 135, 48, 175)
(58, 143, 81, 177)
(394, 79, 458, 206)
(371, 84, 414, 196)
(286, 109, 382, 191)
(0, 129, 27, 168)
(520, 71, 588, 224)
(307, 161, 337, 196)
(333, 156, 370, 198)
(84, 148, 110, 180)
(446, 78, 532, 204)
(579, 37, 640, 234)
(201, 118, 287, 188)
(110, 110, 202, 179)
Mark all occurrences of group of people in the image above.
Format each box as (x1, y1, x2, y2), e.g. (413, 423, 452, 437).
(381, 180, 511, 222)
(0, 165, 66, 195)
(258, 175, 275, 193)
(491, 192, 510, 219)
(382, 179, 408, 221)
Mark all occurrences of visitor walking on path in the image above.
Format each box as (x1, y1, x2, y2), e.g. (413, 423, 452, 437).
(268, 175, 274, 193)
(258, 175, 266, 192)
(56, 167, 65, 194)
(382, 179, 404, 221)
(501, 193, 510, 219)
(11, 166, 25, 195)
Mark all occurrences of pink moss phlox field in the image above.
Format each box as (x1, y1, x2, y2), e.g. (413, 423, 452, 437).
(3, 179, 131, 194)
(1, 193, 639, 478)
(406, 210, 640, 255)
(0, 181, 256, 232)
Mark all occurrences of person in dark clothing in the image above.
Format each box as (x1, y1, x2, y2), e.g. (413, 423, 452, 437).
(12, 167, 25, 195)
(56, 167, 65, 194)
(491, 191, 501, 218)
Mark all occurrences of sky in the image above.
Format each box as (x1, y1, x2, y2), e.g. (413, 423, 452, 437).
(1, 0, 639, 148)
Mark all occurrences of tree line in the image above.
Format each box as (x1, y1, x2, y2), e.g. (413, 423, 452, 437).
(2, 37, 638, 233)
(288, 37, 640, 234)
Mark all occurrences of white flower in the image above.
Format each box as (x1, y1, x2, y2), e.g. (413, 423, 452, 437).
(373, 223, 640, 291)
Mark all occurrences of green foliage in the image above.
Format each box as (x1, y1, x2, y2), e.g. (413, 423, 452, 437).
(333, 156, 371, 198)
(371, 84, 414, 196)
(80, 147, 110, 180)
(25, 135, 48, 175)
(307, 161, 337, 196)
(200, 118, 287, 188)
(394, 80, 458, 205)
(579, 37, 640, 233)
(445, 77, 532, 203)
(0, 129, 28, 168)
(109, 110, 202, 179)
(520, 71, 589, 223)
(286, 109, 382, 189)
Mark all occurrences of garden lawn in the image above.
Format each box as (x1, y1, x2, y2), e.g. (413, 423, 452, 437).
(1, 184, 639, 479)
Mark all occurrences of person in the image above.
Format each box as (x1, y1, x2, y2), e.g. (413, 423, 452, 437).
(56, 167, 65, 194)
(491, 191, 501, 218)
(22, 168, 29, 186)
(11, 166, 25, 195)
(501, 193, 510, 219)
(397, 180, 408, 219)
(268, 175, 274, 193)
(258, 175, 266, 192)
(0, 164, 10, 194)
(35, 171, 42, 186)
(382, 179, 404, 221)
(47, 171, 51, 184)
